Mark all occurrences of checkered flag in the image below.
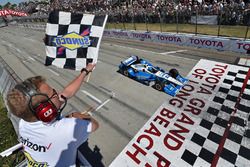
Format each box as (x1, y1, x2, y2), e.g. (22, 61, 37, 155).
(44, 11, 108, 71)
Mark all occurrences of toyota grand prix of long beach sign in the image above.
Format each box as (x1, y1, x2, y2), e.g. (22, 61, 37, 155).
(110, 59, 250, 167)
(0, 9, 28, 17)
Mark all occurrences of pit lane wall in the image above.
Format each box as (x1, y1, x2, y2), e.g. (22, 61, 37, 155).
(103, 29, 250, 54)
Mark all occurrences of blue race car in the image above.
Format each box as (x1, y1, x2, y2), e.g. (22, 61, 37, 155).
(119, 55, 188, 96)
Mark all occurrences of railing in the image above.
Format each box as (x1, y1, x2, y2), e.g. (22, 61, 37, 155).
(106, 9, 250, 40)
(10, 11, 250, 40)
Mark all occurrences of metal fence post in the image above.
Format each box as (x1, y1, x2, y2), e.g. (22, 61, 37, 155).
(245, 17, 249, 40)
(122, 15, 126, 30)
(160, 14, 163, 33)
(176, 9, 179, 34)
(145, 13, 149, 32)
(132, 3, 136, 30)
(245, 26, 249, 40)
(133, 17, 136, 31)
(217, 12, 222, 37)
(195, 9, 198, 35)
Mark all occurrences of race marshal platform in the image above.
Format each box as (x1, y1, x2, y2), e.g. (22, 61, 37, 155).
(110, 59, 250, 167)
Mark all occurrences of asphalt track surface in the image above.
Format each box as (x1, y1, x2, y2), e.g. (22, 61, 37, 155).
(0, 26, 246, 166)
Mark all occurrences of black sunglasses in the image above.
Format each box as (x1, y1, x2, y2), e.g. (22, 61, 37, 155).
(48, 89, 67, 116)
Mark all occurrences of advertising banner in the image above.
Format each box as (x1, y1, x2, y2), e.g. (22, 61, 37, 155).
(130, 32, 153, 42)
(112, 30, 130, 39)
(153, 33, 187, 46)
(191, 15, 218, 25)
(96, 30, 249, 54)
(186, 36, 230, 51)
(0, 9, 27, 17)
(230, 39, 250, 54)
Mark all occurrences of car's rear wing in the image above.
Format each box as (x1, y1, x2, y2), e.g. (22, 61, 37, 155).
(121, 55, 138, 66)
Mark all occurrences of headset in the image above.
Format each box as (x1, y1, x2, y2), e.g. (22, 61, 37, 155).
(14, 79, 67, 123)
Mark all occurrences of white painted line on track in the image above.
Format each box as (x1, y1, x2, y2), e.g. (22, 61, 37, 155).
(24, 37, 38, 42)
(108, 43, 196, 61)
(160, 50, 187, 55)
(4, 42, 22, 54)
(95, 98, 110, 111)
(111, 44, 158, 54)
(82, 91, 115, 115)
(80, 90, 102, 104)
(28, 56, 35, 61)
(47, 69, 60, 76)
(15, 48, 22, 53)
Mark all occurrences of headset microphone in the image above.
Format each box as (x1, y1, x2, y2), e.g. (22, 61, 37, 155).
(56, 95, 67, 120)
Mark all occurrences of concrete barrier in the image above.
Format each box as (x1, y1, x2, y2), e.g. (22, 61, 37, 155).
(104, 29, 250, 54)
(13, 23, 250, 54)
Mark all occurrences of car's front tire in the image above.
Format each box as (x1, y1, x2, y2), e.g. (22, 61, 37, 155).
(154, 82, 163, 91)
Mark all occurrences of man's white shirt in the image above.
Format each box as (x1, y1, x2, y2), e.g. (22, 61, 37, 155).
(19, 118, 92, 166)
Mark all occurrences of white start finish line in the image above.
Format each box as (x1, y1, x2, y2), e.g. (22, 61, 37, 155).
(110, 59, 250, 167)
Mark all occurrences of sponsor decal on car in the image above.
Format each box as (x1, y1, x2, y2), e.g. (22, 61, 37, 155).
(155, 71, 169, 79)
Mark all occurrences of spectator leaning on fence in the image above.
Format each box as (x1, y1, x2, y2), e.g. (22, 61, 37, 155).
(6, 63, 99, 166)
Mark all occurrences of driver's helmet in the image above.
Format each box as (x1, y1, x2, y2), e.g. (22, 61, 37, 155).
(147, 66, 152, 71)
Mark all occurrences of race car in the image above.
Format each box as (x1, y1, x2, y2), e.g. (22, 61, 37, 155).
(119, 55, 188, 96)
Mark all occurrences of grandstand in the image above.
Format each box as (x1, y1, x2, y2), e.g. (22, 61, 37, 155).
(2, 0, 249, 25)
(1, 0, 248, 38)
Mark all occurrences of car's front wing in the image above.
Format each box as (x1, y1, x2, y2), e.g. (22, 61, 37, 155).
(163, 75, 189, 96)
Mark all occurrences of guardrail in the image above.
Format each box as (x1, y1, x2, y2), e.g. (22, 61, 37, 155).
(104, 29, 250, 54)
(11, 11, 250, 39)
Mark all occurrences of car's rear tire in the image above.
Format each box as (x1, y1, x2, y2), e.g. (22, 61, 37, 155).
(123, 70, 129, 77)
(169, 69, 179, 78)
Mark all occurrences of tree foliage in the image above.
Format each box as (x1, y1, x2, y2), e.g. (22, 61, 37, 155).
(1, 2, 18, 10)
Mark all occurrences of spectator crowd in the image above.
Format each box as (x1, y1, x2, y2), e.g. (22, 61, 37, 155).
(10, 0, 250, 25)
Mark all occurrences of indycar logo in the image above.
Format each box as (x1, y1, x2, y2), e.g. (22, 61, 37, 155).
(52, 29, 91, 51)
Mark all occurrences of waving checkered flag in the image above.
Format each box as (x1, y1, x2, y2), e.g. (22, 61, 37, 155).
(44, 11, 108, 70)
